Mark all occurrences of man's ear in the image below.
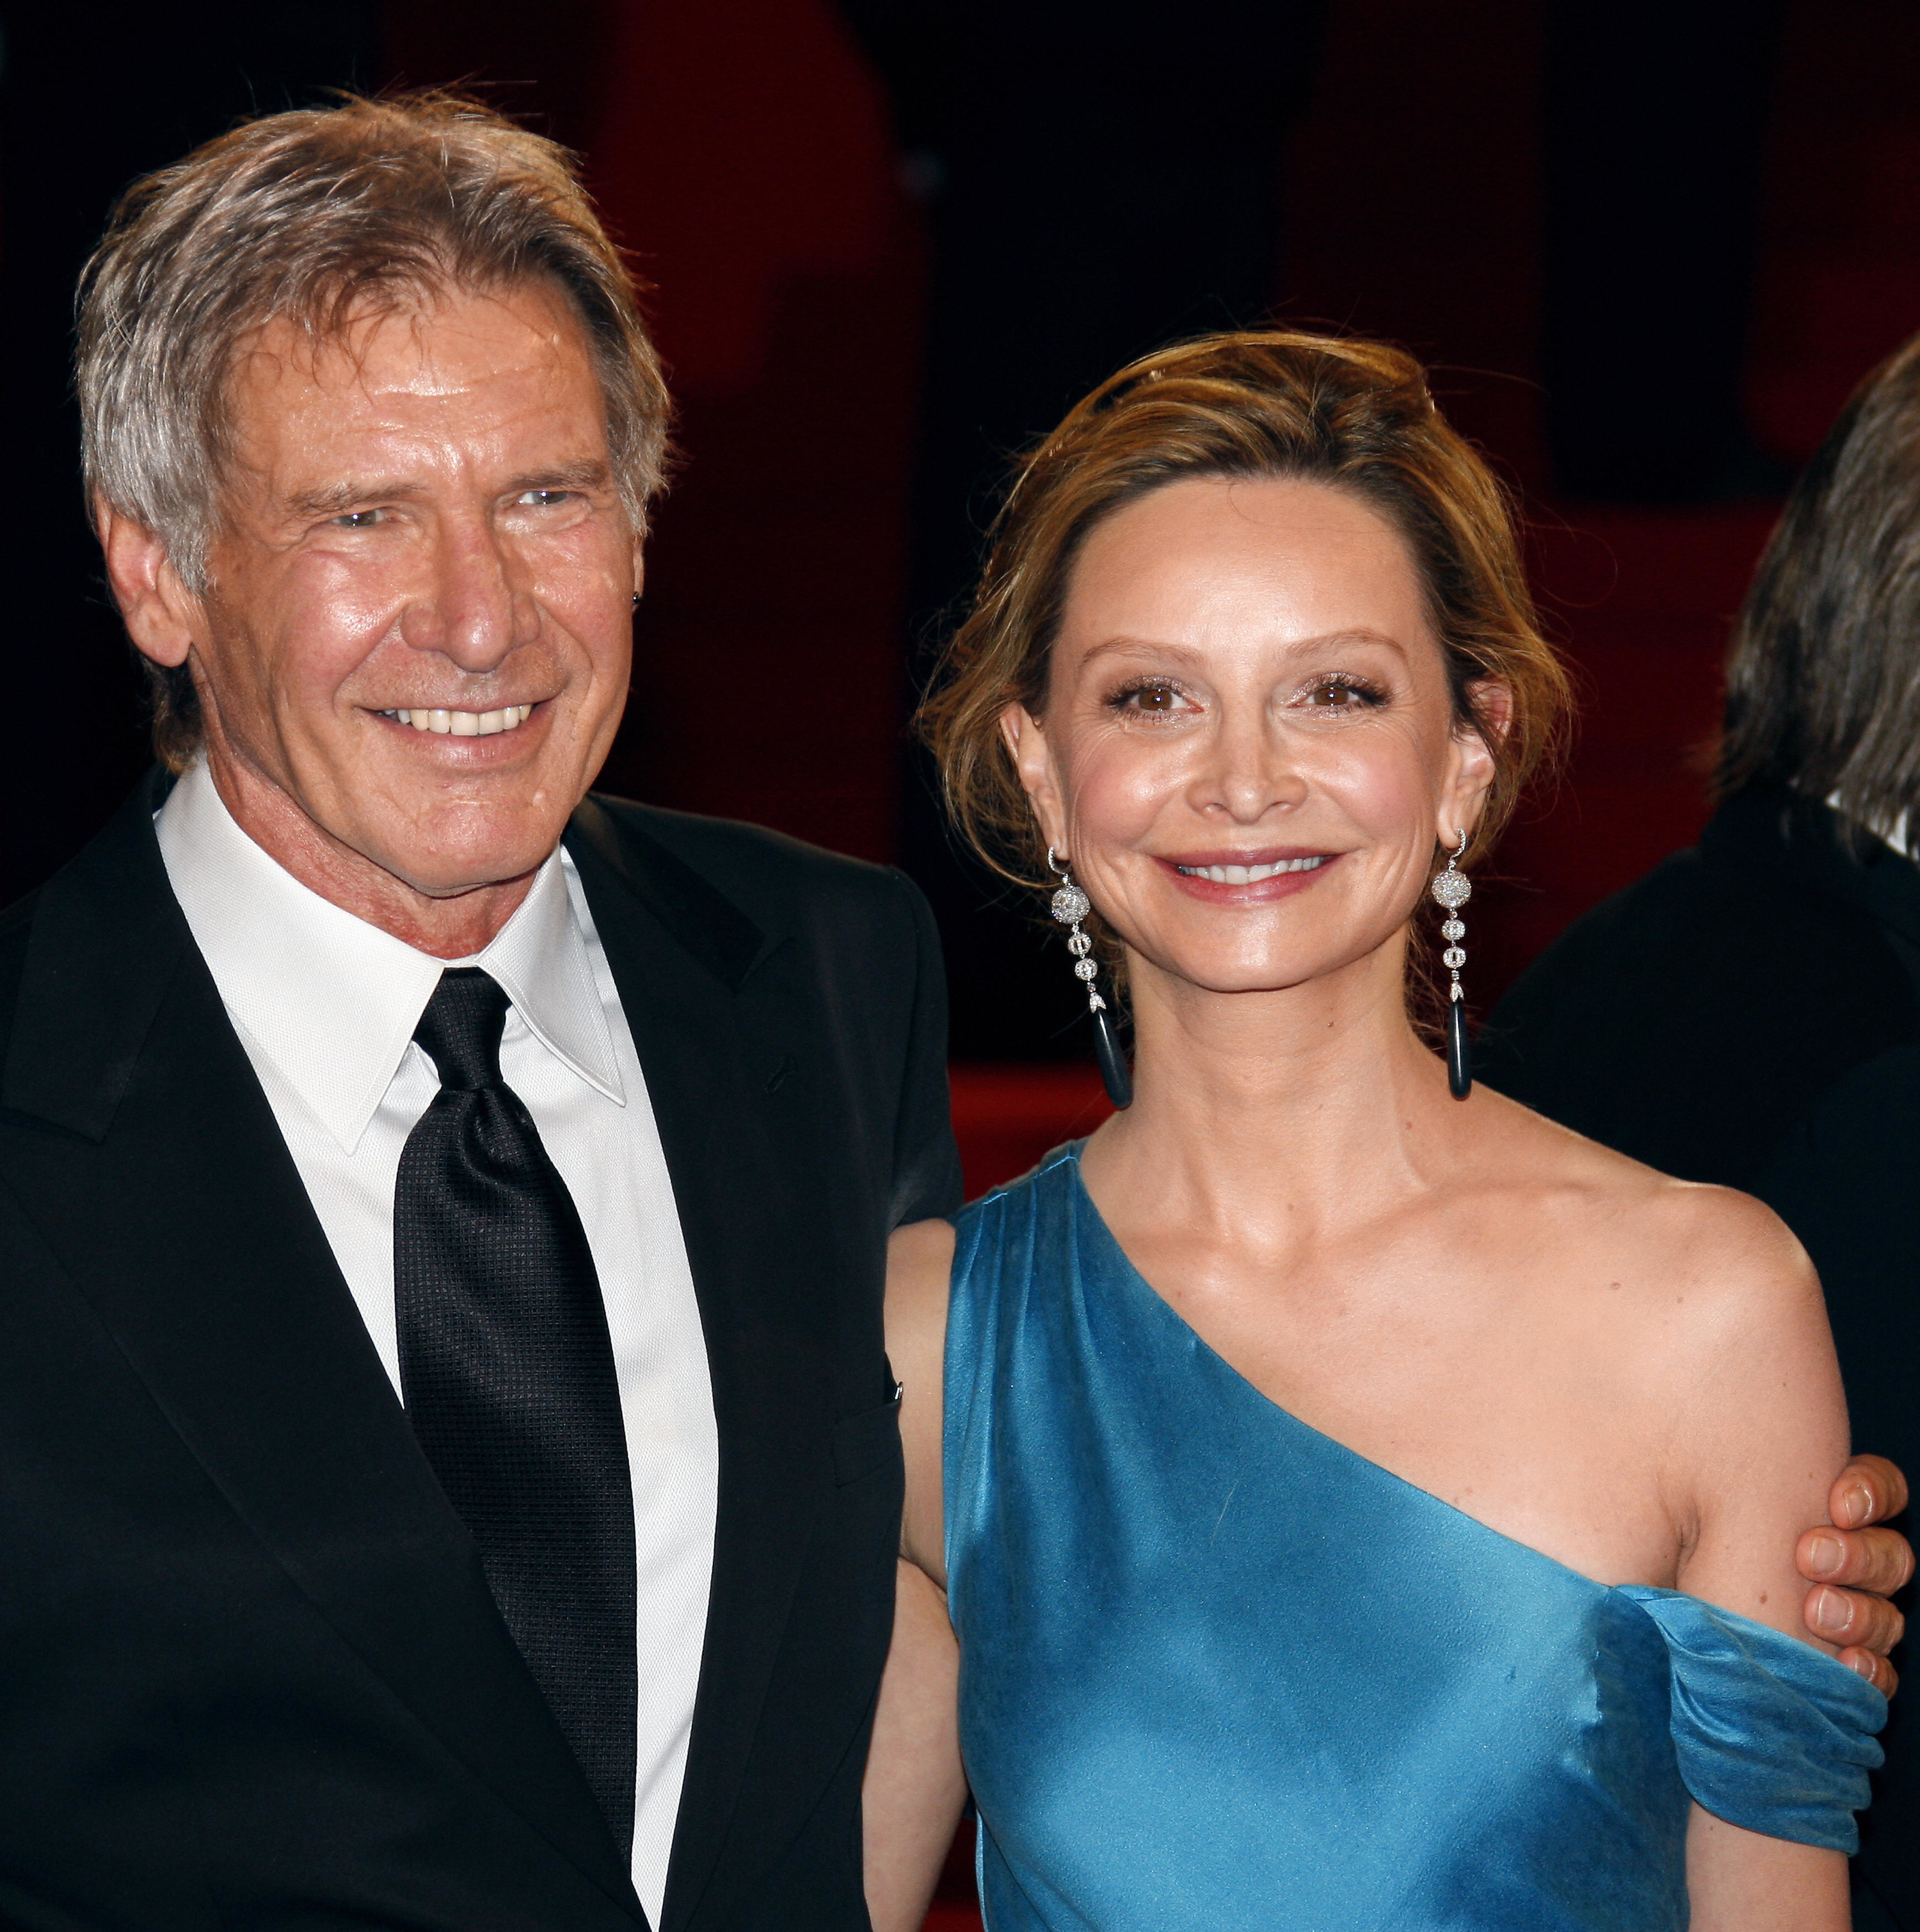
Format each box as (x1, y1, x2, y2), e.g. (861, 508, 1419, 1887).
(98, 503, 202, 671)
(1000, 701, 1068, 854)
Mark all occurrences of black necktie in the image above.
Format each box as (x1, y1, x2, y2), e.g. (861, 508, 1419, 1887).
(394, 968, 637, 1853)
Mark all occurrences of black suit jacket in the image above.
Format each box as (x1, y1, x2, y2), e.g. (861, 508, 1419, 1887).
(0, 772, 961, 1932)
(1482, 784, 1919, 1929)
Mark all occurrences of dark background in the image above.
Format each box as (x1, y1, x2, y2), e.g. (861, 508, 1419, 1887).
(6, 7, 1920, 1918)
(8, 0, 1920, 1064)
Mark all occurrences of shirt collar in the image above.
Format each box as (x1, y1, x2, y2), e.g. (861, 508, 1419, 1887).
(156, 759, 624, 1153)
(1828, 788, 1917, 861)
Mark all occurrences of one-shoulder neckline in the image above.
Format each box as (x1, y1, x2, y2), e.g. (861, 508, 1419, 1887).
(1048, 1140, 1658, 1605)
(977, 1144, 1850, 1676)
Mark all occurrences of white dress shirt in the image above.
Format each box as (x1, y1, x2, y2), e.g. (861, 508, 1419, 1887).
(156, 759, 716, 1924)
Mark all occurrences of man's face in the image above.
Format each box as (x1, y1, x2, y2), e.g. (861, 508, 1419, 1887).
(181, 281, 639, 904)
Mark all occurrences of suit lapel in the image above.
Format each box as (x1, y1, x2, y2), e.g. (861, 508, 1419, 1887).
(0, 782, 645, 1924)
(565, 804, 838, 1932)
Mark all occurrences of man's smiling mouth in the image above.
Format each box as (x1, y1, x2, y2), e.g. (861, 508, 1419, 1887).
(376, 705, 535, 737)
(1175, 856, 1329, 884)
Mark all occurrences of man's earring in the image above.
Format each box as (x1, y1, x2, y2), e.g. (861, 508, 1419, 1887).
(1048, 848, 1133, 1110)
(1429, 828, 1473, 1100)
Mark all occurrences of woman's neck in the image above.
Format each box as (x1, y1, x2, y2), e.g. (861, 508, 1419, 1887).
(1085, 939, 1464, 1252)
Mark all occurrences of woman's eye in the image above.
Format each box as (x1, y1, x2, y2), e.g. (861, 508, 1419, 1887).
(1302, 677, 1382, 710)
(1114, 682, 1188, 714)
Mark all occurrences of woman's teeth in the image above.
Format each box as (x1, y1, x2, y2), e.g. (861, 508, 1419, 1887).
(381, 705, 534, 737)
(1177, 856, 1329, 884)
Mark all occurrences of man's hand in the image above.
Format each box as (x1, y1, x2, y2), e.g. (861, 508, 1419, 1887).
(1797, 1455, 1911, 1693)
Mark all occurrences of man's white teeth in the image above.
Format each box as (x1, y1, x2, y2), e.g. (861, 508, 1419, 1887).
(387, 704, 534, 736)
(1178, 856, 1329, 884)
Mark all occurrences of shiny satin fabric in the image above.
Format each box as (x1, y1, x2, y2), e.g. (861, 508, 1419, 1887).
(943, 1147, 1885, 1931)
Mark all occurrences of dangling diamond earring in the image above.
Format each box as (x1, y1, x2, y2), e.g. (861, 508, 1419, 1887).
(1048, 848, 1133, 1110)
(1429, 828, 1473, 1100)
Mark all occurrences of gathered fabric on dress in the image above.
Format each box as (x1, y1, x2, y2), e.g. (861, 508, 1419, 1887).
(943, 1146, 1885, 1931)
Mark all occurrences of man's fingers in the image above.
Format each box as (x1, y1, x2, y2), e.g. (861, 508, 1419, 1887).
(1836, 1641, 1901, 1696)
(1798, 1521, 1917, 1595)
(1836, 1646, 1900, 1698)
(1830, 1454, 1911, 1528)
(1805, 1580, 1907, 1656)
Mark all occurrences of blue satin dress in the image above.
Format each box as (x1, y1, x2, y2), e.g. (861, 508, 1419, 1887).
(943, 1146, 1886, 1930)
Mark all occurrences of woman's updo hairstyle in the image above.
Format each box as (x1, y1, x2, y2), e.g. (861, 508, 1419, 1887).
(918, 329, 1570, 890)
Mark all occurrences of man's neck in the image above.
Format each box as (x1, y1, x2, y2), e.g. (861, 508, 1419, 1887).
(205, 754, 545, 961)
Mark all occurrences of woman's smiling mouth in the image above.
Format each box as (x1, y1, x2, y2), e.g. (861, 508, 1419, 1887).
(1158, 850, 1341, 901)
(1174, 855, 1329, 884)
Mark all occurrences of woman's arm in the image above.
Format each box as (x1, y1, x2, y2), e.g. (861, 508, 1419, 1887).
(1686, 1812, 1848, 1931)
(1666, 1191, 1856, 1931)
(863, 1560, 966, 1932)
(863, 1217, 963, 1932)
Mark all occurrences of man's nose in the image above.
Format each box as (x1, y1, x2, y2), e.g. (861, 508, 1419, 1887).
(399, 524, 540, 668)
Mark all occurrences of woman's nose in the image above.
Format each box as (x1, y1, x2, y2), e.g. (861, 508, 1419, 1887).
(1192, 721, 1308, 822)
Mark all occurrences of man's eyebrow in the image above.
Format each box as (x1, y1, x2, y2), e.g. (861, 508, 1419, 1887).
(283, 478, 424, 519)
(282, 458, 616, 521)
(504, 458, 616, 495)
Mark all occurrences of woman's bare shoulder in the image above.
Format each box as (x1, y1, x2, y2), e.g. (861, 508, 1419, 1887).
(1470, 1085, 1818, 1318)
(1469, 1106, 1852, 1633)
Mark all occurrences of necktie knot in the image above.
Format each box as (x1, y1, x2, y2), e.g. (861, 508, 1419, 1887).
(413, 968, 511, 1092)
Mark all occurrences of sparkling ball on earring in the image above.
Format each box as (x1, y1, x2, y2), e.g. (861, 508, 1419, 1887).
(1441, 918, 1465, 941)
(1052, 884, 1091, 925)
(1074, 958, 1100, 981)
(1430, 870, 1472, 911)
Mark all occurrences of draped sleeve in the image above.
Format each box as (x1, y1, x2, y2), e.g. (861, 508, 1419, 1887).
(1617, 1585, 1887, 1851)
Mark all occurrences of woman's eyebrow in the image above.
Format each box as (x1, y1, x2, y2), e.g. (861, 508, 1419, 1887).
(1077, 628, 1412, 668)
(1077, 638, 1210, 669)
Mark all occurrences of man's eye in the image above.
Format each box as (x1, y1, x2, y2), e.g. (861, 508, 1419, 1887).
(518, 489, 571, 507)
(331, 509, 383, 529)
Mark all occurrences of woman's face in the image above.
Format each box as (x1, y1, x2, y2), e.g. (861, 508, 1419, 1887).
(1005, 474, 1504, 1000)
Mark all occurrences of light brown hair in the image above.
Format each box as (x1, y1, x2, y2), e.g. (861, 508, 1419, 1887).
(76, 91, 672, 769)
(1718, 330, 1920, 838)
(918, 331, 1569, 906)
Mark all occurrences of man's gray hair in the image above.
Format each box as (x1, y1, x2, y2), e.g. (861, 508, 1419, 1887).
(76, 92, 673, 767)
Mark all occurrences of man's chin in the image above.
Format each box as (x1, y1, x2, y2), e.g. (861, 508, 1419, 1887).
(387, 849, 558, 904)
(355, 813, 570, 906)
